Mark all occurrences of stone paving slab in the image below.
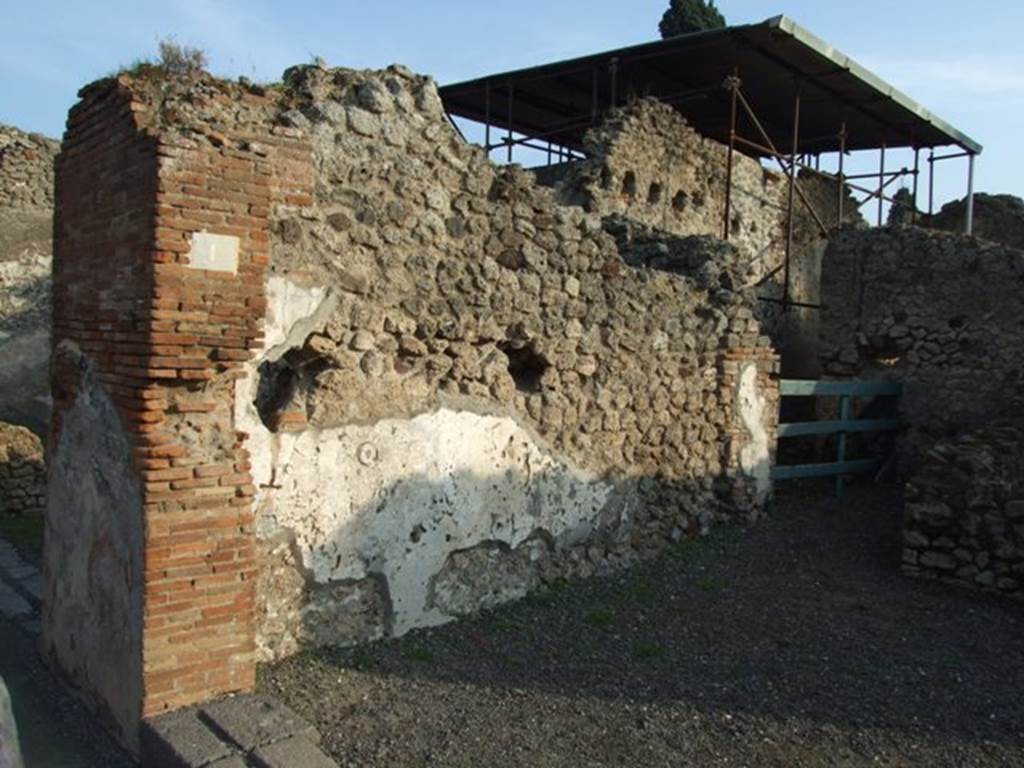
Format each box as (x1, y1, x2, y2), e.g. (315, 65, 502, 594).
(0, 581, 31, 618)
(250, 735, 339, 768)
(201, 693, 321, 750)
(141, 707, 236, 768)
(143, 693, 337, 768)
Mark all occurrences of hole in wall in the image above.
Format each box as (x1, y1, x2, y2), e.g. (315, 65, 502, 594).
(692, 191, 706, 208)
(647, 182, 663, 205)
(600, 165, 613, 190)
(621, 171, 637, 200)
(254, 357, 298, 430)
(672, 191, 688, 212)
(498, 341, 550, 393)
(730, 217, 741, 236)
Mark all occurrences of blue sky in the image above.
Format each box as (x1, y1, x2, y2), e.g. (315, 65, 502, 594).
(2, 1, 1020, 208)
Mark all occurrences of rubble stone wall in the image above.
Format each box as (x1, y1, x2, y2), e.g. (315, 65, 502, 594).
(550, 99, 862, 374)
(48, 62, 781, 743)
(0, 421, 45, 516)
(0, 124, 57, 209)
(0, 124, 57, 435)
(903, 394, 1024, 598)
(237, 66, 778, 660)
(819, 226, 1024, 469)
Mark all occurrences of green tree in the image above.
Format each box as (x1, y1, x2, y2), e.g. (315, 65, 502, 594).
(659, 0, 727, 38)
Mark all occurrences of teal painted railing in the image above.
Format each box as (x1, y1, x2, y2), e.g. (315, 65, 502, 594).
(772, 379, 903, 497)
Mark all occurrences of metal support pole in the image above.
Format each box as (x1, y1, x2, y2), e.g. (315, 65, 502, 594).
(784, 84, 802, 312)
(484, 81, 491, 155)
(723, 72, 740, 241)
(966, 152, 976, 235)
(912, 148, 920, 225)
(928, 149, 935, 220)
(836, 395, 850, 498)
(591, 67, 599, 124)
(837, 122, 846, 225)
(506, 84, 514, 164)
(877, 143, 886, 226)
(609, 58, 619, 108)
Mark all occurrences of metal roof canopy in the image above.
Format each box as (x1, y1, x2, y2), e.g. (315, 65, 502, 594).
(439, 15, 982, 158)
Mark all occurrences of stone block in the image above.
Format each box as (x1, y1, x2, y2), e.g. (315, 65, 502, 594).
(250, 736, 338, 768)
(201, 694, 320, 752)
(141, 708, 234, 768)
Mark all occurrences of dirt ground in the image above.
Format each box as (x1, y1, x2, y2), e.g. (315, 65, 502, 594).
(261, 481, 1024, 768)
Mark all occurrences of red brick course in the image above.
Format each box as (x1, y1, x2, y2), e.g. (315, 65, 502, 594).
(49, 73, 313, 737)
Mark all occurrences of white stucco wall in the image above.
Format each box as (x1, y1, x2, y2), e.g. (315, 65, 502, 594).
(240, 277, 616, 638)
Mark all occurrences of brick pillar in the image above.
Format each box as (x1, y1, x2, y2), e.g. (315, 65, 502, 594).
(45, 75, 311, 751)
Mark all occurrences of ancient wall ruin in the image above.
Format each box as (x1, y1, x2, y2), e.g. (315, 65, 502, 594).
(0, 124, 57, 435)
(0, 422, 45, 517)
(903, 394, 1024, 598)
(246, 65, 778, 659)
(546, 99, 862, 375)
(819, 226, 1024, 469)
(47, 60, 779, 743)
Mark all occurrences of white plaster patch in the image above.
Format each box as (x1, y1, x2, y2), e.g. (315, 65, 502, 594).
(187, 232, 239, 274)
(737, 363, 772, 504)
(264, 410, 613, 635)
(238, 275, 615, 639)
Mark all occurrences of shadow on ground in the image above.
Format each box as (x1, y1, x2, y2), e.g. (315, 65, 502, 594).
(261, 481, 1024, 768)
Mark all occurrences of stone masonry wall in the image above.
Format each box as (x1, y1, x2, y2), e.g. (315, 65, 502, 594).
(903, 394, 1024, 597)
(49, 62, 779, 743)
(819, 226, 1024, 470)
(0, 124, 57, 435)
(213, 64, 781, 661)
(0, 123, 57, 209)
(551, 99, 862, 374)
(0, 421, 45, 517)
(47, 72, 312, 749)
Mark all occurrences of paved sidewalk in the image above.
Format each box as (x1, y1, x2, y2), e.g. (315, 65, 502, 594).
(0, 535, 133, 767)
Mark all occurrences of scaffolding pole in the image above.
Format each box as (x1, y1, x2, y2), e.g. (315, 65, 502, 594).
(784, 84, 802, 311)
(966, 153, 976, 235)
(723, 72, 740, 241)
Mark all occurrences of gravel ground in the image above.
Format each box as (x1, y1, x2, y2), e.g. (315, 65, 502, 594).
(261, 482, 1024, 767)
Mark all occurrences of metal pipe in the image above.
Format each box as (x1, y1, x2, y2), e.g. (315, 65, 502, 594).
(609, 57, 619, 108)
(931, 151, 973, 162)
(928, 149, 935, 218)
(966, 153, 976, 235)
(723, 72, 740, 241)
(912, 148, 920, 225)
(784, 85, 802, 311)
(484, 80, 491, 157)
(837, 122, 846, 225)
(506, 83, 514, 164)
(877, 142, 886, 226)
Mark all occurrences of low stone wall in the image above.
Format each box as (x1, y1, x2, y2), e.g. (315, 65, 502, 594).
(820, 226, 1024, 469)
(903, 397, 1024, 598)
(0, 421, 45, 517)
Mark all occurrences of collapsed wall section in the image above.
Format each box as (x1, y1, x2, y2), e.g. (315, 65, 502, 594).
(819, 226, 1024, 469)
(237, 65, 778, 660)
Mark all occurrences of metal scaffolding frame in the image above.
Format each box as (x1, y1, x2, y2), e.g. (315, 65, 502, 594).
(441, 16, 982, 314)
